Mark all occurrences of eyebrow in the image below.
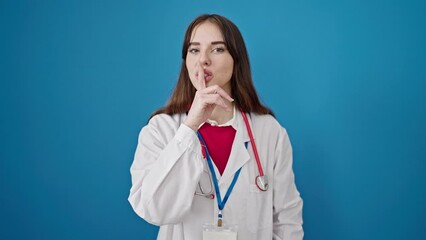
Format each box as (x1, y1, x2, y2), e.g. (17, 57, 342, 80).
(188, 41, 226, 46)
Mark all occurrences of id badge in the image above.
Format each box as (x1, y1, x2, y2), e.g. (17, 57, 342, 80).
(202, 224, 238, 240)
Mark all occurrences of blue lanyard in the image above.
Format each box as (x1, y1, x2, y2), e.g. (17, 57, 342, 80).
(197, 131, 248, 212)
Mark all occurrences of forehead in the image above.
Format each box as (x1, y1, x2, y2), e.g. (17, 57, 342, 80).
(190, 21, 224, 43)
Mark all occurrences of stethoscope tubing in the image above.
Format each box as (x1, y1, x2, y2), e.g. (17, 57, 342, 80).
(240, 109, 265, 177)
(195, 109, 269, 196)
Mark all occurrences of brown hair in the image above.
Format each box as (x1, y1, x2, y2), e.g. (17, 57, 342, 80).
(150, 14, 273, 118)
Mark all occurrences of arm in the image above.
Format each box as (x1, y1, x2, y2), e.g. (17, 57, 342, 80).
(128, 115, 204, 225)
(273, 127, 304, 240)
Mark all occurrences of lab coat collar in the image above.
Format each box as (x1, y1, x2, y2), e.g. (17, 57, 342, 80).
(235, 108, 252, 143)
(205, 106, 237, 128)
(217, 108, 253, 186)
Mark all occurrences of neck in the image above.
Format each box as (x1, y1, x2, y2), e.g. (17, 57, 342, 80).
(209, 102, 234, 125)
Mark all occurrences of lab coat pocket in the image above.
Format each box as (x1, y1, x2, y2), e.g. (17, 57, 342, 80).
(246, 184, 272, 232)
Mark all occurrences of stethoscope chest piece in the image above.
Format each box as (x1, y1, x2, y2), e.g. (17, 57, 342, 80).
(255, 175, 269, 191)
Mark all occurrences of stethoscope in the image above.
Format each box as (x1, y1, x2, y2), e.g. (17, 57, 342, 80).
(195, 109, 269, 199)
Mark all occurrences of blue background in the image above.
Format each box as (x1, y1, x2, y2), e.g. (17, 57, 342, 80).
(1, 0, 425, 239)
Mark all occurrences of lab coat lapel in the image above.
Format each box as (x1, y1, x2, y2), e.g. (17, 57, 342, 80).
(218, 109, 252, 186)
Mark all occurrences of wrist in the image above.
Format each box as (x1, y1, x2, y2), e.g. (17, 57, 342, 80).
(183, 120, 199, 132)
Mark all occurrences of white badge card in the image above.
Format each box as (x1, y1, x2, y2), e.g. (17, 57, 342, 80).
(203, 224, 238, 240)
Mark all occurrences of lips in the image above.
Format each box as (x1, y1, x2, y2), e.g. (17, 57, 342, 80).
(196, 69, 213, 82)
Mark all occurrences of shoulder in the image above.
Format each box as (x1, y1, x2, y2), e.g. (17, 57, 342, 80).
(148, 113, 186, 129)
(250, 113, 285, 132)
(249, 113, 290, 144)
(140, 113, 186, 140)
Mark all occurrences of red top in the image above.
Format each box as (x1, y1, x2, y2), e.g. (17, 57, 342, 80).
(198, 123, 236, 175)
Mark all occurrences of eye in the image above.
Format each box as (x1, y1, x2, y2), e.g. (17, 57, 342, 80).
(188, 48, 199, 54)
(212, 47, 226, 53)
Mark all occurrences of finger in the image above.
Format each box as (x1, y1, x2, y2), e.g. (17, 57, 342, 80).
(197, 63, 206, 90)
(202, 94, 230, 111)
(203, 85, 234, 102)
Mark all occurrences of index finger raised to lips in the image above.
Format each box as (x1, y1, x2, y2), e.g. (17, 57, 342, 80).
(197, 64, 206, 90)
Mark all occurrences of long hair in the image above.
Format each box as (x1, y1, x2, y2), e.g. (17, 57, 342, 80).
(150, 14, 273, 118)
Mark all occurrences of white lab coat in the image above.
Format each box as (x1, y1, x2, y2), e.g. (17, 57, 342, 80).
(128, 109, 303, 240)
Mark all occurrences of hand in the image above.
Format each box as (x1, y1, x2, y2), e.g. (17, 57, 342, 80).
(184, 63, 234, 131)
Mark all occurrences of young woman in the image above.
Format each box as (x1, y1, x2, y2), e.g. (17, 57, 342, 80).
(128, 14, 304, 240)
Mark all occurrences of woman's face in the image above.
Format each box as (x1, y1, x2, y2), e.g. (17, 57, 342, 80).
(186, 21, 234, 95)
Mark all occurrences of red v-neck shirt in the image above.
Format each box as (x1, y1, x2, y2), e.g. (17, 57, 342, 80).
(198, 123, 236, 175)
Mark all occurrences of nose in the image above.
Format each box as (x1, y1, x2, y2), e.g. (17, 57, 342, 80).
(199, 51, 211, 66)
